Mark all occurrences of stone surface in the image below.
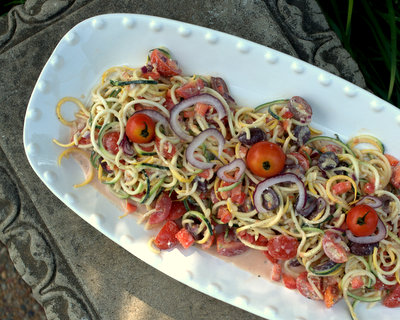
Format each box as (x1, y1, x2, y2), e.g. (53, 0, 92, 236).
(0, 1, 366, 319)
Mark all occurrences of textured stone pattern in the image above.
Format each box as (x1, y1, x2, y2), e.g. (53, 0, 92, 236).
(0, 0, 365, 319)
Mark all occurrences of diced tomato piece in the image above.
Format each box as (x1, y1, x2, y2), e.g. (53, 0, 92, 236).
(322, 231, 349, 263)
(254, 234, 268, 246)
(148, 193, 172, 225)
(332, 181, 352, 195)
(271, 263, 282, 281)
(282, 273, 297, 289)
(391, 164, 400, 189)
(299, 145, 313, 158)
(183, 109, 195, 118)
(219, 181, 232, 200)
(125, 201, 137, 214)
(167, 201, 187, 221)
(154, 220, 180, 250)
(201, 234, 215, 250)
(198, 168, 213, 180)
(155, 136, 177, 159)
(239, 145, 248, 159)
(374, 278, 396, 290)
(217, 206, 232, 224)
(194, 102, 211, 116)
(282, 119, 290, 131)
(383, 284, 400, 308)
(210, 190, 219, 204)
(267, 235, 299, 260)
(282, 110, 294, 119)
(163, 89, 175, 110)
(363, 182, 375, 195)
(324, 283, 341, 308)
(263, 250, 278, 263)
(289, 152, 310, 170)
(175, 79, 205, 99)
(296, 272, 322, 300)
(150, 49, 181, 77)
(321, 144, 342, 154)
(102, 132, 120, 155)
(230, 185, 246, 205)
(175, 228, 195, 249)
(385, 154, 399, 166)
(142, 70, 160, 80)
(216, 232, 248, 257)
(350, 276, 364, 289)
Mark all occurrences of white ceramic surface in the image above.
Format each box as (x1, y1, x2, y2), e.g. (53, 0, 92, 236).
(23, 13, 400, 320)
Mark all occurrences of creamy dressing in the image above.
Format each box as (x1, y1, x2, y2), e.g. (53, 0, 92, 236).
(72, 151, 276, 280)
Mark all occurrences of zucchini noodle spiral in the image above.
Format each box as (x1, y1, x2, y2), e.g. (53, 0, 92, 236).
(54, 48, 400, 319)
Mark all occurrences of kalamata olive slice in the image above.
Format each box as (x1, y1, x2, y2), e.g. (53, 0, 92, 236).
(296, 194, 317, 217)
(318, 152, 339, 170)
(293, 125, 311, 145)
(262, 188, 280, 211)
(289, 96, 313, 124)
(195, 177, 208, 193)
(238, 128, 267, 146)
(211, 77, 235, 103)
(349, 241, 379, 256)
(333, 161, 349, 176)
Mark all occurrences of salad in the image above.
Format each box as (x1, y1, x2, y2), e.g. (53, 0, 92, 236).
(54, 48, 400, 319)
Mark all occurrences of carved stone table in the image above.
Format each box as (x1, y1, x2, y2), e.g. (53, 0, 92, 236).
(0, 1, 365, 319)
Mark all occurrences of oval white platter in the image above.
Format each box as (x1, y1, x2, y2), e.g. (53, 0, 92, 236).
(23, 13, 400, 320)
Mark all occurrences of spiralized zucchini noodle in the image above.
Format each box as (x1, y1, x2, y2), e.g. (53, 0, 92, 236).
(54, 48, 400, 319)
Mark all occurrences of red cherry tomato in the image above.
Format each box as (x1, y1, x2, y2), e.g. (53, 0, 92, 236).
(383, 284, 400, 308)
(324, 283, 341, 308)
(150, 49, 181, 77)
(346, 204, 378, 237)
(216, 231, 248, 257)
(296, 272, 322, 300)
(267, 235, 298, 260)
(148, 193, 172, 225)
(289, 152, 310, 170)
(322, 231, 349, 263)
(246, 141, 286, 178)
(102, 132, 120, 155)
(167, 201, 187, 221)
(154, 220, 180, 250)
(126, 113, 155, 144)
(363, 182, 375, 195)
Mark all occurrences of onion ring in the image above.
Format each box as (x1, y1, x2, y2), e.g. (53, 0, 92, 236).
(217, 159, 246, 182)
(346, 217, 386, 244)
(254, 173, 306, 213)
(170, 94, 226, 141)
(185, 128, 225, 169)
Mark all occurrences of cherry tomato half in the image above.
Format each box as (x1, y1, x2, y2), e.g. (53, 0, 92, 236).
(102, 132, 120, 155)
(126, 113, 155, 144)
(246, 141, 286, 178)
(150, 49, 181, 77)
(346, 204, 378, 237)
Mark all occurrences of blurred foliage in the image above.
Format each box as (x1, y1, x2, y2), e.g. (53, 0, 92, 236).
(316, 0, 400, 107)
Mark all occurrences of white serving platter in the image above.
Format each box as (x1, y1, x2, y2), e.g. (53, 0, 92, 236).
(23, 13, 400, 320)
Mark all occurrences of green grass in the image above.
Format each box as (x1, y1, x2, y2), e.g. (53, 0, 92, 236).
(1, 0, 399, 107)
(316, 0, 400, 107)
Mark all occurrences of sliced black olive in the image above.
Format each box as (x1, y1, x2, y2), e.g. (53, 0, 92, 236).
(211, 77, 235, 103)
(238, 128, 267, 146)
(333, 161, 349, 176)
(293, 125, 311, 145)
(296, 194, 317, 217)
(318, 152, 339, 170)
(289, 96, 313, 124)
(262, 188, 280, 211)
(349, 241, 379, 256)
(195, 177, 208, 193)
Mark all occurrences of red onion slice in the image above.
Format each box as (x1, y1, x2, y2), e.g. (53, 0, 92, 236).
(119, 134, 134, 156)
(170, 93, 227, 141)
(357, 196, 383, 208)
(346, 218, 386, 244)
(185, 128, 225, 169)
(133, 110, 169, 128)
(217, 159, 246, 182)
(254, 173, 306, 213)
